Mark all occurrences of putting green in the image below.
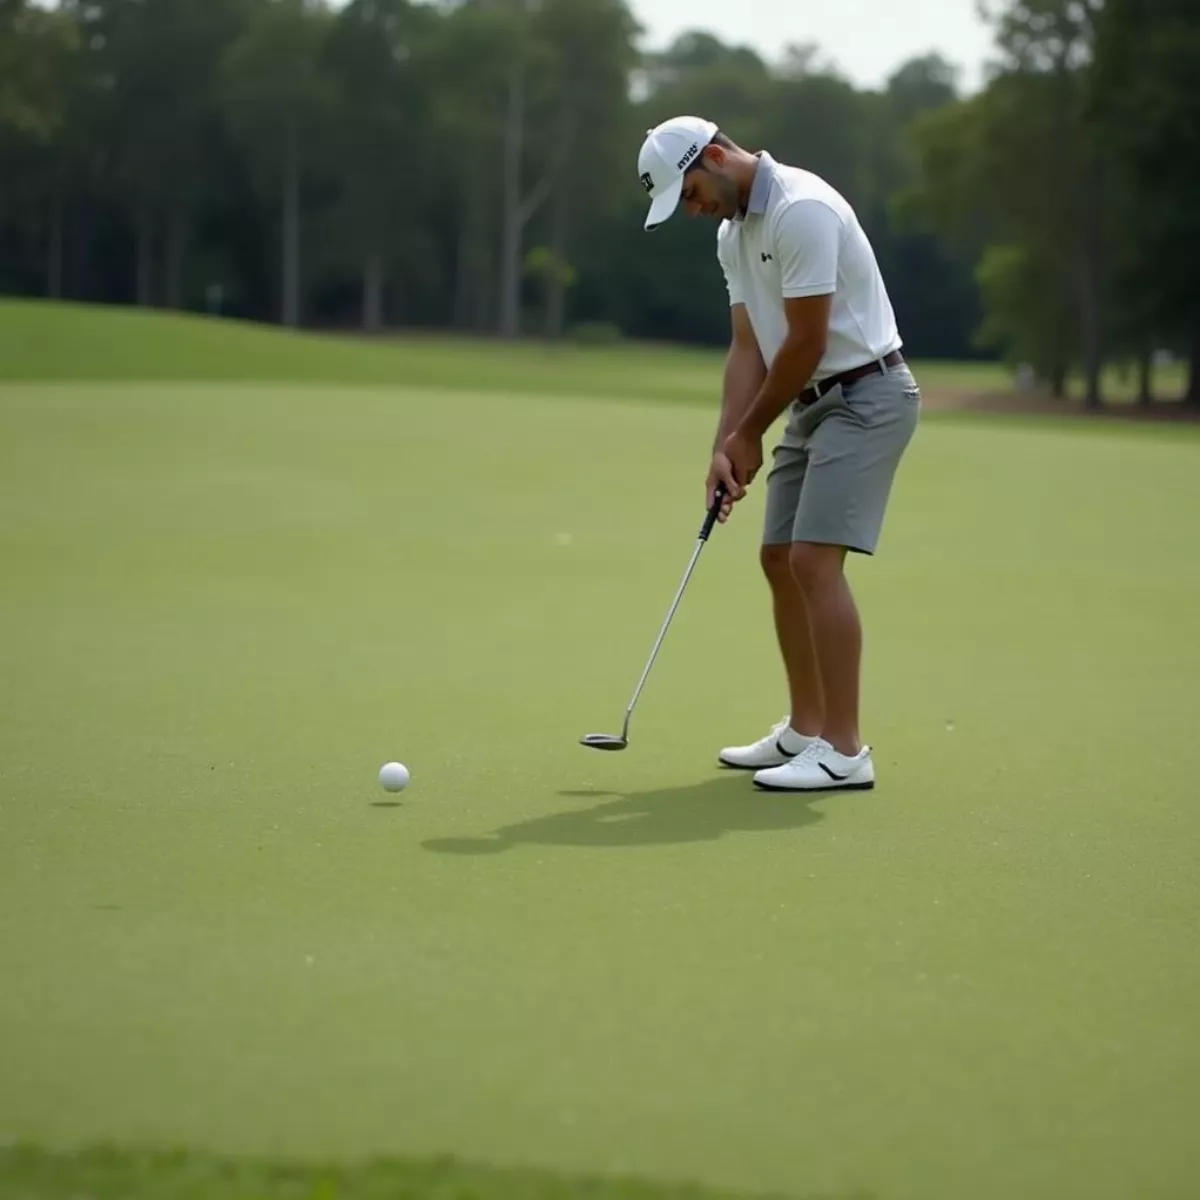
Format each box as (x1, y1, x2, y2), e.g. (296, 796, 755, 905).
(2, 370, 1199, 1200)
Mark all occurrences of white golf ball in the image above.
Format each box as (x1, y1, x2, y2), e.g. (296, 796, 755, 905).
(378, 761, 410, 792)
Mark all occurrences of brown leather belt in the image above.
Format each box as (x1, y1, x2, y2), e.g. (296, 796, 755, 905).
(800, 349, 905, 406)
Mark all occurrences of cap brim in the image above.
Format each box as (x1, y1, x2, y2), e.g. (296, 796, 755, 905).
(644, 177, 683, 231)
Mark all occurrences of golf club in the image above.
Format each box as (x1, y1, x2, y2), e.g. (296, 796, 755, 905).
(580, 482, 729, 751)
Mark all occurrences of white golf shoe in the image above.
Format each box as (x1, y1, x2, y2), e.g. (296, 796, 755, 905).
(752, 737, 875, 792)
(718, 716, 819, 770)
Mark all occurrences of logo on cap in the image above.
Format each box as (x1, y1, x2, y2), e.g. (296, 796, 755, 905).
(676, 142, 700, 171)
(639, 171, 654, 193)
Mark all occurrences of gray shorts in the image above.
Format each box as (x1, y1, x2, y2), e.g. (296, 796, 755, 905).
(762, 360, 920, 554)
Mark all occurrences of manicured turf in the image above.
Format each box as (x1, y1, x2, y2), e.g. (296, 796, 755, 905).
(0, 296, 1024, 400)
(2, 305, 1199, 1199)
(0, 1145, 788, 1200)
(2, 297, 1188, 402)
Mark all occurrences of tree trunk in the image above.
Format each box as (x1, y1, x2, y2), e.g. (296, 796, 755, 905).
(135, 205, 154, 306)
(544, 269, 566, 341)
(165, 202, 187, 310)
(453, 221, 472, 329)
(544, 104, 574, 341)
(498, 48, 562, 340)
(545, 191, 569, 340)
(1136, 348, 1153, 406)
(474, 248, 492, 332)
(1187, 319, 1200, 409)
(498, 59, 524, 339)
(67, 202, 83, 299)
(362, 249, 384, 332)
(1077, 246, 1103, 409)
(47, 188, 64, 300)
(282, 117, 300, 328)
(455, 191, 490, 331)
(1082, 351, 1102, 408)
(1050, 362, 1067, 399)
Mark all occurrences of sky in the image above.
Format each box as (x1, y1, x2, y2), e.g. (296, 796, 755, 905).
(628, 0, 997, 94)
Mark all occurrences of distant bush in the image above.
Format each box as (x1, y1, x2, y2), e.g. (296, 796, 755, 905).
(570, 321, 623, 346)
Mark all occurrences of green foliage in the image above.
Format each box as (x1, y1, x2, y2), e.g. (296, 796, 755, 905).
(0, 0, 1196, 398)
(0, 0, 976, 352)
(569, 319, 622, 345)
(903, 0, 1200, 402)
(1087, 0, 1200, 400)
(525, 245, 576, 289)
(318, 0, 442, 324)
(217, 0, 337, 181)
(973, 242, 1074, 380)
(0, 0, 79, 143)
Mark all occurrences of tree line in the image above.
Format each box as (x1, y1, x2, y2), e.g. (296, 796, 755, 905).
(1, 0, 1197, 405)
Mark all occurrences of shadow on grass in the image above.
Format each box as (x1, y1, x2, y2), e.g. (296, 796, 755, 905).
(422, 773, 831, 855)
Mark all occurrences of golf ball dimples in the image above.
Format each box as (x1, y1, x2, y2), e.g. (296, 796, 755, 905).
(378, 761, 410, 792)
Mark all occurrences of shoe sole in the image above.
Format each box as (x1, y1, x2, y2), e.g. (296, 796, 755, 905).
(752, 779, 876, 793)
(718, 758, 790, 771)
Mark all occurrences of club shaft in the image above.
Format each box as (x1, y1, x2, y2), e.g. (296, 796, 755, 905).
(622, 535, 707, 736)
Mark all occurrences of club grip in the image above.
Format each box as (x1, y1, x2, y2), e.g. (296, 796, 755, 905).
(699, 483, 728, 541)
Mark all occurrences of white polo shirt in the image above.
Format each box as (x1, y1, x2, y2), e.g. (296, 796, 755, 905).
(716, 151, 902, 383)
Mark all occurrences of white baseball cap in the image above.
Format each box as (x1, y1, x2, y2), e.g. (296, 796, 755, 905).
(637, 115, 719, 230)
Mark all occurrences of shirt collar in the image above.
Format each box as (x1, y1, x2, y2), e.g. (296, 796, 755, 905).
(737, 150, 775, 221)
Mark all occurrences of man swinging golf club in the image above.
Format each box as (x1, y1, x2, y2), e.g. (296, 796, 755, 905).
(638, 116, 920, 792)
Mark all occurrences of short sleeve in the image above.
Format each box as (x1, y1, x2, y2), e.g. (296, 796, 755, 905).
(716, 223, 745, 307)
(771, 200, 842, 299)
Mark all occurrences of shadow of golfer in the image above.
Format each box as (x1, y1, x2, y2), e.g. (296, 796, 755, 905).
(421, 773, 829, 855)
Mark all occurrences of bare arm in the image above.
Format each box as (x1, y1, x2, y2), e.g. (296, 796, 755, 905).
(719, 199, 841, 492)
(736, 294, 831, 439)
(714, 302, 767, 450)
(706, 304, 765, 516)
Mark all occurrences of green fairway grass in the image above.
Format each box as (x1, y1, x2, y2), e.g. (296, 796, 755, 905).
(0, 1145, 791, 1200)
(2, 304, 1200, 1200)
(1, 297, 1189, 403)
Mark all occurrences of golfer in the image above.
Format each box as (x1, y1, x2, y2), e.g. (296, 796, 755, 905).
(637, 116, 920, 792)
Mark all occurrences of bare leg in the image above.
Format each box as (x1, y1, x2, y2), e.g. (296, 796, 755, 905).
(787, 542, 862, 756)
(759, 545, 824, 737)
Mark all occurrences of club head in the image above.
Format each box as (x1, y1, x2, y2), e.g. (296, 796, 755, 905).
(580, 733, 628, 751)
